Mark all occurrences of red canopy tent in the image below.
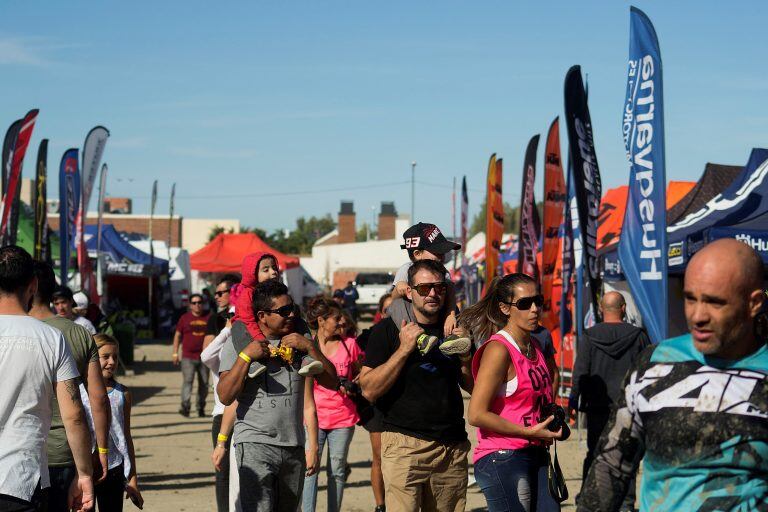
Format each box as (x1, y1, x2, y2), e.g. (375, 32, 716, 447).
(190, 233, 300, 273)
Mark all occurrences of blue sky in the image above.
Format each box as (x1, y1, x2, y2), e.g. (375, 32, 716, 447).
(1, 1, 766, 235)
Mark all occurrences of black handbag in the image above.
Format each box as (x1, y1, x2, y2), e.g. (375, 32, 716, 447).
(547, 440, 569, 503)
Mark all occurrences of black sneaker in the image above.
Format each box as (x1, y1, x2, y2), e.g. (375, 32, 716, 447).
(178, 407, 190, 418)
(374, 506, 386, 512)
(198, 409, 206, 418)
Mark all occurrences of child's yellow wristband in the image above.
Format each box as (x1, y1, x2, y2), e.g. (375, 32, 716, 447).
(97, 447, 109, 454)
(238, 352, 252, 364)
(217, 433, 229, 443)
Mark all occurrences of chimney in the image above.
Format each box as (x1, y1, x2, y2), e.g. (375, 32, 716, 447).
(337, 201, 356, 244)
(104, 197, 132, 214)
(378, 201, 397, 240)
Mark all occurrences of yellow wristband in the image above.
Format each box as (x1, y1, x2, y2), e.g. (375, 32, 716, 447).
(97, 447, 108, 454)
(238, 352, 252, 364)
(217, 433, 228, 443)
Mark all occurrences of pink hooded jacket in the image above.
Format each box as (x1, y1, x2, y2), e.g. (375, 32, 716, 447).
(233, 252, 279, 341)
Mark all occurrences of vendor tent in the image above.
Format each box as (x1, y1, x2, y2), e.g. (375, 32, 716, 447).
(190, 233, 299, 273)
(84, 224, 168, 277)
(667, 163, 742, 225)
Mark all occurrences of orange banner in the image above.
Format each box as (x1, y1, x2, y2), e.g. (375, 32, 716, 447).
(541, 118, 566, 334)
(483, 154, 504, 296)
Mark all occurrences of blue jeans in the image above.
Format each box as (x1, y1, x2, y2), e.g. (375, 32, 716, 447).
(474, 447, 560, 512)
(302, 426, 355, 512)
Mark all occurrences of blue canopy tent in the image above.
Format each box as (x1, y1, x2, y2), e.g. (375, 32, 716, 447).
(84, 224, 168, 277)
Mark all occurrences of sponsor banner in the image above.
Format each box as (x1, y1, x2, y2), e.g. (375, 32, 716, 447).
(668, 241, 684, 267)
(33, 139, 48, 260)
(564, 65, 603, 323)
(1, 119, 22, 199)
(77, 126, 109, 286)
(560, 157, 576, 338)
(59, 149, 80, 284)
(0, 110, 39, 244)
(518, 135, 540, 280)
(708, 228, 768, 263)
(460, 176, 468, 265)
(618, 7, 668, 344)
(542, 118, 566, 333)
(106, 261, 161, 277)
(96, 164, 108, 298)
(483, 154, 504, 296)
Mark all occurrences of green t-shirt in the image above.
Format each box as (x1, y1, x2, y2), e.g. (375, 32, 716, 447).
(43, 316, 99, 466)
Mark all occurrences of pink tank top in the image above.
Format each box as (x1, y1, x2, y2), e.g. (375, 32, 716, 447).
(472, 330, 553, 463)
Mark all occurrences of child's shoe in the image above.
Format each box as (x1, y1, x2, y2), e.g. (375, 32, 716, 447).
(439, 334, 472, 357)
(298, 358, 324, 376)
(416, 333, 438, 355)
(248, 362, 267, 379)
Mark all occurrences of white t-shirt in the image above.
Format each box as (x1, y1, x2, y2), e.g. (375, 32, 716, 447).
(74, 316, 97, 336)
(200, 326, 231, 417)
(0, 315, 79, 501)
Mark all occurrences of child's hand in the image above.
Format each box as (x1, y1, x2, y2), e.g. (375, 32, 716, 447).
(394, 281, 409, 298)
(125, 478, 144, 509)
(443, 311, 457, 336)
(212, 443, 228, 471)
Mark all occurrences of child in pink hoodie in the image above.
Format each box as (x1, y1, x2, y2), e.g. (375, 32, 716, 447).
(232, 252, 322, 378)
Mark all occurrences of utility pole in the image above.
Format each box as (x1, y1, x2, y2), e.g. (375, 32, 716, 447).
(411, 161, 417, 222)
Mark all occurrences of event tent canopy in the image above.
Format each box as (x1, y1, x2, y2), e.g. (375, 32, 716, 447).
(190, 233, 300, 274)
(84, 224, 168, 277)
(667, 163, 742, 225)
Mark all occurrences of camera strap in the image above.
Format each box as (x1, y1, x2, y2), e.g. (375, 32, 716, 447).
(547, 441, 568, 503)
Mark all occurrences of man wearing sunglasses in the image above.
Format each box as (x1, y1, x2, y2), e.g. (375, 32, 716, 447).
(217, 280, 337, 512)
(361, 259, 473, 512)
(204, 274, 241, 350)
(172, 293, 211, 417)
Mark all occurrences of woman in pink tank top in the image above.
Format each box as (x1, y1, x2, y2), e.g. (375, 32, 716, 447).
(461, 273, 563, 512)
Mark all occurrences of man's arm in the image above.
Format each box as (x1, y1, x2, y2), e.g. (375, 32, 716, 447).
(569, 336, 591, 418)
(217, 339, 269, 405)
(359, 321, 421, 403)
(546, 356, 560, 400)
(576, 361, 647, 512)
(303, 377, 319, 477)
(458, 354, 474, 394)
(171, 331, 182, 366)
(56, 377, 94, 512)
(84, 360, 110, 482)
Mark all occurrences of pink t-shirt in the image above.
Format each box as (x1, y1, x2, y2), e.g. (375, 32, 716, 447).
(314, 337, 361, 430)
(472, 330, 553, 463)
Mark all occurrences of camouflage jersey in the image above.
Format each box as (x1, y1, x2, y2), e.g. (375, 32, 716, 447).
(577, 334, 768, 512)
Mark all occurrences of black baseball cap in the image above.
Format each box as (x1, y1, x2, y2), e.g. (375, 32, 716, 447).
(400, 222, 461, 254)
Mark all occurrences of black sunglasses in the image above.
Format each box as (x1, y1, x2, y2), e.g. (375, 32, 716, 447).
(260, 304, 296, 318)
(190, 301, 203, 305)
(412, 282, 447, 297)
(214, 289, 231, 297)
(501, 294, 544, 311)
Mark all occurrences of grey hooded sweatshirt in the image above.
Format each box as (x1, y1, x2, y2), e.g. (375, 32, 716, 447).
(569, 322, 650, 411)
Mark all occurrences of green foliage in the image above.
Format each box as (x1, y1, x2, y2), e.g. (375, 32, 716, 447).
(237, 215, 336, 255)
(208, 225, 235, 242)
(356, 223, 376, 242)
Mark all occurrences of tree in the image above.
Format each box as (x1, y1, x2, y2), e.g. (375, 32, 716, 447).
(208, 224, 235, 242)
(268, 214, 336, 255)
(356, 223, 377, 242)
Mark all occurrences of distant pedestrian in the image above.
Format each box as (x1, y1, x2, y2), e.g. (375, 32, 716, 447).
(0, 246, 94, 512)
(80, 334, 143, 511)
(342, 282, 359, 319)
(570, 291, 650, 511)
(29, 261, 111, 512)
(172, 293, 210, 417)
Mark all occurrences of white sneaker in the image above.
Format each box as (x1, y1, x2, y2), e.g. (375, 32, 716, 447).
(439, 334, 472, 356)
(298, 360, 324, 376)
(248, 362, 267, 379)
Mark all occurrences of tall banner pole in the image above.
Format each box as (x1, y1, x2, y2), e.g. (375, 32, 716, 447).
(33, 139, 49, 260)
(148, 180, 158, 337)
(483, 155, 503, 296)
(542, 118, 567, 335)
(452, 176, 457, 271)
(78, 126, 109, 296)
(96, 164, 108, 299)
(59, 149, 80, 285)
(460, 176, 468, 267)
(167, 182, 176, 261)
(618, 7, 668, 343)
(0, 109, 39, 245)
(518, 135, 541, 280)
(564, 65, 603, 327)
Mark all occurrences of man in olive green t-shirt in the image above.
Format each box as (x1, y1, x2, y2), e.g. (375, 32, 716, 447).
(29, 262, 111, 512)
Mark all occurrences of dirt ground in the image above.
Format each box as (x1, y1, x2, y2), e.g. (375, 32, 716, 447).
(125, 340, 597, 512)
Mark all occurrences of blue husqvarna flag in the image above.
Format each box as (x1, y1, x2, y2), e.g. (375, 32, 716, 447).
(59, 148, 80, 284)
(618, 6, 667, 344)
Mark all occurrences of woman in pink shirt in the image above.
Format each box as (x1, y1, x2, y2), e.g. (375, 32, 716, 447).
(303, 297, 361, 512)
(462, 274, 563, 512)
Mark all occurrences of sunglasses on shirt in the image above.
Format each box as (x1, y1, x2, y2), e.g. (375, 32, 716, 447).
(501, 294, 544, 310)
(214, 289, 230, 297)
(260, 304, 296, 318)
(411, 282, 447, 297)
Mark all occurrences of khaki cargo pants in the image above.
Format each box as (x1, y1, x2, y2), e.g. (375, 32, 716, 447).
(381, 431, 470, 512)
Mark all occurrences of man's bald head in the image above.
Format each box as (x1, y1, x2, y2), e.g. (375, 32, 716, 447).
(684, 238, 765, 359)
(600, 291, 626, 322)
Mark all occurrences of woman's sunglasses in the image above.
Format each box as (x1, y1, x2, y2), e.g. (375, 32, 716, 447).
(502, 294, 544, 310)
(412, 282, 447, 297)
(260, 304, 296, 318)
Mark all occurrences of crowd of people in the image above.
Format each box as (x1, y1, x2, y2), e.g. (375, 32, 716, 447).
(0, 219, 766, 512)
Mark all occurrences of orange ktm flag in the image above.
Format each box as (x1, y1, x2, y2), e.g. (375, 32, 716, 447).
(483, 154, 504, 296)
(541, 118, 566, 333)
